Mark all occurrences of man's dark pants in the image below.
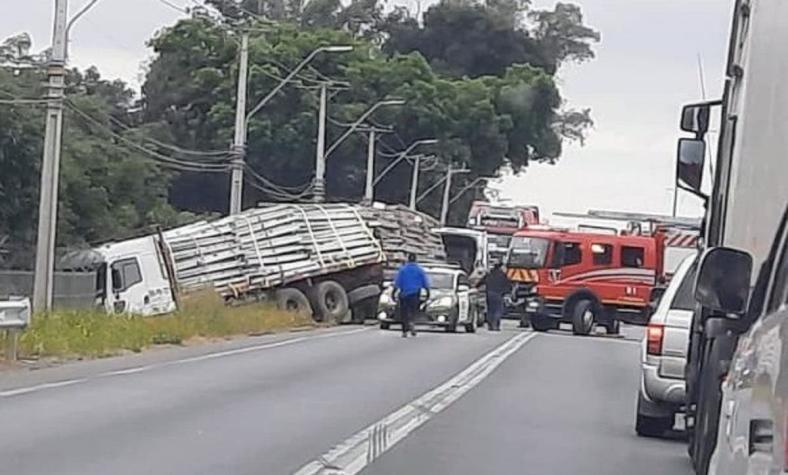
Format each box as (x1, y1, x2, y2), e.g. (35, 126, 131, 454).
(399, 293, 420, 335)
(486, 293, 504, 331)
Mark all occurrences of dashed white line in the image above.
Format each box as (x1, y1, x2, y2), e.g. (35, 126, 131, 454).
(0, 327, 371, 398)
(294, 331, 538, 475)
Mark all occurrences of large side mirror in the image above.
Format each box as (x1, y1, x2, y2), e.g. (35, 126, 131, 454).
(695, 247, 753, 316)
(677, 138, 705, 193)
(680, 103, 711, 135)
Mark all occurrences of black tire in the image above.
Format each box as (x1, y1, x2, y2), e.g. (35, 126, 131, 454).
(275, 288, 312, 316)
(351, 297, 378, 324)
(379, 321, 390, 330)
(446, 315, 458, 333)
(605, 319, 621, 335)
(309, 280, 350, 324)
(530, 314, 552, 332)
(465, 308, 477, 333)
(635, 393, 673, 438)
(571, 299, 595, 336)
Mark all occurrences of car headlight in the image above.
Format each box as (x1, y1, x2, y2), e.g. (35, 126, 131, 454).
(429, 296, 454, 309)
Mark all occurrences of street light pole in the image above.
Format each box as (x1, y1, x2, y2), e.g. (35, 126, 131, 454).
(372, 138, 438, 189)
(314, 83, 328, 201)
(363, 129, 376, 203)
(32, 0, 69, 311)
(229, 32, 249, 215)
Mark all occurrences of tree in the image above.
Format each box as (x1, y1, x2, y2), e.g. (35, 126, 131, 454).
(529, 3, 601, 67)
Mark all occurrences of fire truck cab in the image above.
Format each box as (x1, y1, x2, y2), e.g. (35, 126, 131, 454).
(506, 227, 665, 335)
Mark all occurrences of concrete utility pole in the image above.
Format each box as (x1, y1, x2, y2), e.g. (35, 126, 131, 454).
(440, 166, 469, 225)
(371, 138, 437, 198)
(363, 129, 376, 203)
(314, 83, 328, 201)
(229, 33, 249, 215)
(408, 155, 422, 210)
(32, 0, 69, 311)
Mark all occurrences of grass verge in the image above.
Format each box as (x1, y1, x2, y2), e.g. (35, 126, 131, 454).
(1, 291, 313, 360)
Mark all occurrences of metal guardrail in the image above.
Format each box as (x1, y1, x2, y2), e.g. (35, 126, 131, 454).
(0, 298, 31, 361)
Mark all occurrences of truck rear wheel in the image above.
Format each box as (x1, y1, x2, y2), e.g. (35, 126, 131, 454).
(572, 300, 595, 336)
(309, 280, 350, 324)
(276, 288, 312, 316)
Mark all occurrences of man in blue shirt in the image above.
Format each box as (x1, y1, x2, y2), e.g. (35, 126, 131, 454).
(394, 253, 430, 338)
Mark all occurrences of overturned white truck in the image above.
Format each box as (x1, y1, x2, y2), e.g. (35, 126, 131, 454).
(60, 203, 449, 323)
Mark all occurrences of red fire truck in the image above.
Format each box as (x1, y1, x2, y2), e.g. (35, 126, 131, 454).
(505, 226, 668, 335)
(467, 201, 540, 262)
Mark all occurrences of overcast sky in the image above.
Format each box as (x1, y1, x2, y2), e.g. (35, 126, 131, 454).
(2, 0, 733, 220)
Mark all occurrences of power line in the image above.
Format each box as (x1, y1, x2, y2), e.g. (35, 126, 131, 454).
(156, 0, 190, 14)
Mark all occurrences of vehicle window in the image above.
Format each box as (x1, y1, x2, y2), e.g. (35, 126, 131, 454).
(427, 272, 455, 290)
(622, 246, 645, 268)
(111, 258, 142, 292)
(561, 242, 582, 266)
(508, 237, 550, 268)
(670, 263, 697, 311)
(458, 274, 469, 287)
(591, 243, 613, 266)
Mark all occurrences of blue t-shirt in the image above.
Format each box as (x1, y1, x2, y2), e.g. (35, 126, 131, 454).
(394, 262, 430, 297)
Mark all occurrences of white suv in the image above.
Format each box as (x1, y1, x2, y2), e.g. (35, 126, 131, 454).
(635, 253, 697, 437)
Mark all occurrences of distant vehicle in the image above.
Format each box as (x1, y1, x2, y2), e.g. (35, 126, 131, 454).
(376, 266, 483, 333)
(467, 201, 540, 263)
(635, 253, 697, 438)
(506, 227, 670, 335)
(705, 206, 788, 475)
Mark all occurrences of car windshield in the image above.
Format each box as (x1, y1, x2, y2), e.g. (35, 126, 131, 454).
(426, 272, 455, 290)
(507, 237, 550, 268)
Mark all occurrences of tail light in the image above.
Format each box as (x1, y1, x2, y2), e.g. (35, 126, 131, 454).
(646, 323, 664, 355)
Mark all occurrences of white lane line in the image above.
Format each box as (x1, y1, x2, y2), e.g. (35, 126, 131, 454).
(294, 331, 538, 475)
(0, 378, 88, 397)
(1, 327, 370, 398)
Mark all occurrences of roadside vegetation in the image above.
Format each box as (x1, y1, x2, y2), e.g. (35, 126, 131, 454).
(1, 292, 312, 360)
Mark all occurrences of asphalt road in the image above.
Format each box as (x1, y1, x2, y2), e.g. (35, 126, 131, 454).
(0, 322, 693, 475)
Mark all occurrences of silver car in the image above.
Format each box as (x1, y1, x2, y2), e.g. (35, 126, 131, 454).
(635, 253, 697, 437)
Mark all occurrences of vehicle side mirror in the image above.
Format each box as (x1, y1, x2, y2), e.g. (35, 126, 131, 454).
(680, 103, 711, 135)
(695, 247, 753, 316)
(677, 138, 705, 193)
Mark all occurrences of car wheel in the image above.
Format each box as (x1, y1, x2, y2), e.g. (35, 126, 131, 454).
(379, 322, 390, 330)
(635, 394, 673, 438)
(572, 299, 596, 335)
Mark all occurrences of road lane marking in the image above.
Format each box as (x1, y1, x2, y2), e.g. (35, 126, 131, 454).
(0, 378, 88, 397)
(0, 327, 370, 398)
(294, 331, 538, 475)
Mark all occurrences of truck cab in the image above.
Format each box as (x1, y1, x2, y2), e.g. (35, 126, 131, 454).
(506, 228, 665, 335)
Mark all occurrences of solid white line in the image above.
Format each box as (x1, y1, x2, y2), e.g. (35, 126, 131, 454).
(0, 378, 88, 397)
(1, 327, 370, 398)
(294, 331, 538, 475)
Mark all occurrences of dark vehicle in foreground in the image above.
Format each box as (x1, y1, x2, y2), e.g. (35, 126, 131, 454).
(377, 267, 483, 333)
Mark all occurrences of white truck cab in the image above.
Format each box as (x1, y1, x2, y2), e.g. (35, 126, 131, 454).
(95, 236, 176, 316)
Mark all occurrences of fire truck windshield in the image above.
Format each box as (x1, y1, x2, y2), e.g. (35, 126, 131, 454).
(488, 233, 513, 249)
(507, 237, 550, 268)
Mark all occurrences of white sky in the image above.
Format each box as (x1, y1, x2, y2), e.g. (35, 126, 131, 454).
(2, 0, 733, 220)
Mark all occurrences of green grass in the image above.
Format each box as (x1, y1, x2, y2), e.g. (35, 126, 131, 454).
(2, 291, 313, 360)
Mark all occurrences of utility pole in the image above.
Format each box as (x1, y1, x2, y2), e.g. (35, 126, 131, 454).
(440, 166, 469, 225)
(314, 83, 328, 202)
(408, 155, 421, 210)
(229, 33, 249, 215)
(363, 129, 376, 203)
(32, 0, 68, 311)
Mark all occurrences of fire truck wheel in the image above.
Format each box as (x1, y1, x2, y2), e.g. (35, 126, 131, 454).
(310, 281, 350, 324)
(276, 288, 313, 317)
(605, 319, 621, 335)
(571, 300, 596, 336)
(529, 314, 552, 332)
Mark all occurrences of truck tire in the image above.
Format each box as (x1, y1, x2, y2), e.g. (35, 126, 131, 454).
(572, 299, 595, 336)
(529, 314, 552, 332)
(309, 280, 350, 324)
(276, 288, 312, 316)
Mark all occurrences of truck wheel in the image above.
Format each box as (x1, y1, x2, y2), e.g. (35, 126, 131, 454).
(530, 314, 552, 332)
(276, 288, 312, 316)
(310, 280, 349, 324)
(635, 394, 672, 438)
(605, 319, 621, 335)
(572, 300, 596, 336)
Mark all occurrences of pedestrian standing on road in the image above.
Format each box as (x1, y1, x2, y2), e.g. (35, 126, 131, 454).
(394, 253, 430, 338)
(480, 261, 511, 331)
